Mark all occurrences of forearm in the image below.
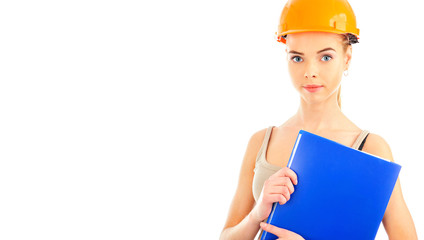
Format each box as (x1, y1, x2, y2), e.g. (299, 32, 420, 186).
(220, 211, 262, 240)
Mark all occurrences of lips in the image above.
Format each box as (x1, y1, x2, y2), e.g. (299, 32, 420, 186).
(304, 84, 323, 88)
(303, 85, 323, 93)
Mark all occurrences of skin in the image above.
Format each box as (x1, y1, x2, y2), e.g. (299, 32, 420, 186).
(220, 31, 418, 240)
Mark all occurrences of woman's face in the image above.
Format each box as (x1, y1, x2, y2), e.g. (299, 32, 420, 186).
(285, 31, 352, 104)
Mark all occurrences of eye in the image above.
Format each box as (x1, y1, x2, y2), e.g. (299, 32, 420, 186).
(321, 55, 332, 61)
(291, 56, 303, 63)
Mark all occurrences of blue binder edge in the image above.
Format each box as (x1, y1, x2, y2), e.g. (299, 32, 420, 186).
(298, 130, 401, 165)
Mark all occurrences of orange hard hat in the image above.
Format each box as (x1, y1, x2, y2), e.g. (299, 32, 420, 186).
(275, 0, 360, 44)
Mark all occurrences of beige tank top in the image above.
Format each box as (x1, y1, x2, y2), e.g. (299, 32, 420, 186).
(252, 126, 370, 203)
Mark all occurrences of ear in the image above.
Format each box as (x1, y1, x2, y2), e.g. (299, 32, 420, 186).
(345, 45, 353, 70)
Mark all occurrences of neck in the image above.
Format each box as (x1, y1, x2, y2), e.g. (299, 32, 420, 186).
(293, 94, 344, 132)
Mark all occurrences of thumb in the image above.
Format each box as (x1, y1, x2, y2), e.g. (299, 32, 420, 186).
(260, 222, 304, 240)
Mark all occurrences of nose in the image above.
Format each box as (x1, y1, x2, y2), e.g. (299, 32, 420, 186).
(304, 62, 318, 79)
(304, 72, 317, 79)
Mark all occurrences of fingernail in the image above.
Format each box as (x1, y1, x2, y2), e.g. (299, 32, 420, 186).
(260, 222, 267, 228)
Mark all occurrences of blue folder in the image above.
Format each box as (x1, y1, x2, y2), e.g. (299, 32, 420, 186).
(260, 130, 401, 240)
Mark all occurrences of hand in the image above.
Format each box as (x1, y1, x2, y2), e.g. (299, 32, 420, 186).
(260, 222, 305, 240)
(252, 167, 298, 222)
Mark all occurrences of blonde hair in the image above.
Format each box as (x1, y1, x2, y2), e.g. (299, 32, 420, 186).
(337, 85, 342, 109)
(337, 33, 359, 109)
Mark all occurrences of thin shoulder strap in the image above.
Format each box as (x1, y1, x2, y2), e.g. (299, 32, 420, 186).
(351, 129, 370, 150)
(256, 126, 274, 162)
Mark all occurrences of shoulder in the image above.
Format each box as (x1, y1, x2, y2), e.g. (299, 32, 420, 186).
(251, 126, 270, 144)
(234, 127, 270, 188)
(246, 127, 269, 154)
(242, 126, 271, 165)
(362, 132, 395, 163)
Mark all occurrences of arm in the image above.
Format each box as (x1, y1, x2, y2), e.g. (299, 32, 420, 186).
(220, 129, 302, 240)
(219, 129, 264, 240)
(363, 134, 418, 240)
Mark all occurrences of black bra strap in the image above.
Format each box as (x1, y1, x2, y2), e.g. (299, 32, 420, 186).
(358, 133, 369, 151)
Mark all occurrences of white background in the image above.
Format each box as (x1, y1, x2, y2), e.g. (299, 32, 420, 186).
(0, 0, 422, 239)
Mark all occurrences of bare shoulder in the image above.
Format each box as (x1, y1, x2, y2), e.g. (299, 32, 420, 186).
(362, 132, 395, 163)
(250, 127, 268, 146)
(245, 127, 269, 160)
(239, 126, 273, 173)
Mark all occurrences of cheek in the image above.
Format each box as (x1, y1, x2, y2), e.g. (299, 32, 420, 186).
(316, 62, 343, 79)
(325, 62, 344, 76)
(287, 68, 301, 86)
(287, 64, 303, 79)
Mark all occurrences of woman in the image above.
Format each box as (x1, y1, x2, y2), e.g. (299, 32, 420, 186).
(219, 0, 418, 239)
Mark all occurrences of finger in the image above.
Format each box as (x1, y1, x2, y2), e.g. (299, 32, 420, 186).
(267, 185, 291, 202)
(260, 222, 303, 239)
(272, 176, 295, 194)
(260, 222, 289, 237)
(265, 193, 287, 205)
(281, 186, 291, 202)
(270, 167, 286, 178)
(278, 193, 287, 205)
(273, 167, 298, 185)
(269, 167, 290, 180)
(281, 167, 298, 185)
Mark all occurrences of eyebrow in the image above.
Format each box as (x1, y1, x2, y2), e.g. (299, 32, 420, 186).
(288, 47, 336, 55)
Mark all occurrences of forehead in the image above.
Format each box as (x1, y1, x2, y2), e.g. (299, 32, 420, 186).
(286, 31, 343, 52)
